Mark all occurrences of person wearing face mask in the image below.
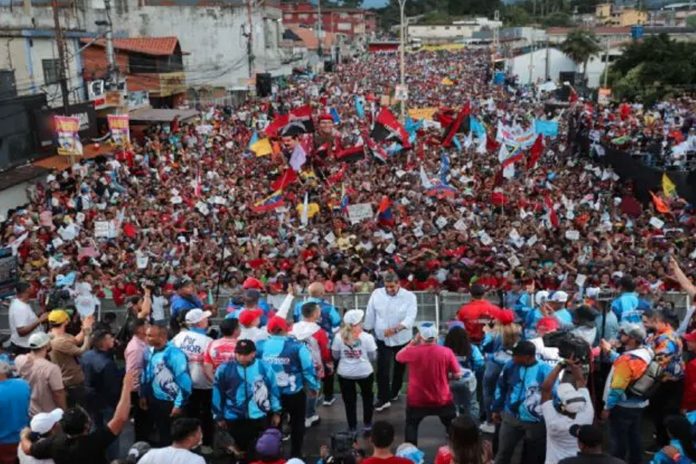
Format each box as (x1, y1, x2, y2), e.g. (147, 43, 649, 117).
(136, 417, 205, 464)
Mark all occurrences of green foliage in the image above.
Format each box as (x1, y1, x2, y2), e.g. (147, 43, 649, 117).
(686, 15, 696, 29)
(372, 0, 502, 30)
(501, 6, 532, 27)
(542, 11, 573, 27)
(419, 10, 453, 25)
(560, 28, 601, 78)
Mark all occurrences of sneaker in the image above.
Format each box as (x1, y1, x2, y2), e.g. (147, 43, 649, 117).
(282, 432, 290, 442)
(390, 394, 400, 402)
(322, 397, 336, 406)
(479, 421, 495, 434)
(363, 423, 372, 433)
(305, 415, 320, 428)
(374, 401, 391, 412)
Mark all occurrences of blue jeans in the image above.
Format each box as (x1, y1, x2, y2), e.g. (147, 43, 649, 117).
(609, 406, 644, 464)
(482, 359, 503, 421)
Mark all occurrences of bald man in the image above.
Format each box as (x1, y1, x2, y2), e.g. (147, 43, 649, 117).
(293, 282, 341, 405)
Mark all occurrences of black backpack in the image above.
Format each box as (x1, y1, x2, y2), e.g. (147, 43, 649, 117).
(542, 330, 591, 364)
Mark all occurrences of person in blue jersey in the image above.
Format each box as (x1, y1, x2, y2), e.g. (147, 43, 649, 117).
(213, 339, 281, 461)
(518, 290, 549, 340)
(650, 415, 696, 464)
(491, 340, 554, 464)
(227, 289, 274, 327)
(611, 276, 644, 325)
(259, 316, 319, 458)
(169, 278, 203, 334)
(549, 291, 574, 329)
(139, 322, 192, 447)
(292, 282, 341, 406)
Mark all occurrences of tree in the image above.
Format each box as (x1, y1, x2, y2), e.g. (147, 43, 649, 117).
(542, 11, 573, 27)
(560, 29, 601, 81)
(687, 14, 696, 29)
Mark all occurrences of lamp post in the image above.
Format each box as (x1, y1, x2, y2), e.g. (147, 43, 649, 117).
(398, 0, 407, 121)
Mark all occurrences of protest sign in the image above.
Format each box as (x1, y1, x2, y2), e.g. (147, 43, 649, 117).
(54, 115, 83, 156)
(108, 114, 130, 146)
(347, 203, 374, 224)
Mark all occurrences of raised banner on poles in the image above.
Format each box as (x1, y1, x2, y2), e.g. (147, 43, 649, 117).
(108, 114, 130, 146)
(347, 203, 374, 224)
(54, 115, 83, 156)
(407, 107, 438, 120)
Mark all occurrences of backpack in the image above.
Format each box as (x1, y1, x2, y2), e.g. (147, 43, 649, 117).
(303, 335, 325, 379)
(542, 330, 591, 364)
(627, 349, 662, 398)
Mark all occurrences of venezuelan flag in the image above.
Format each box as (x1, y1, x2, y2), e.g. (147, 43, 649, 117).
(250, 137, 273, 157)
(251, 191, 285, 213)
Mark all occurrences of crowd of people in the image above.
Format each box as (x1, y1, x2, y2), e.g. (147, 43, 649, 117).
(0, 46, 696, 464)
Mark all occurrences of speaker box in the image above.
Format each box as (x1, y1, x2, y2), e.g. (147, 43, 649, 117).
(324, 61, 334, 73)
(559, 71, 576, 86)
(256, 73, 272, 97)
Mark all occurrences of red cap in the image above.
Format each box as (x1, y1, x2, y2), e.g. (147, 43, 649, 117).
(267, 316, 290, 334)
(537, 316, 560, 334)
(242, 277, 264, 290)
(497, 310, 515, 326)
(318, 114, 334, 122)
(683, 330, 696, 343)
(239, 309, 263, 326)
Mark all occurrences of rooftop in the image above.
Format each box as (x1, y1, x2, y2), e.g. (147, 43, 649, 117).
(80, 37, 184, 56)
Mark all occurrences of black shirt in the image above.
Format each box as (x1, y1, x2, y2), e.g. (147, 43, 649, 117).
(559, 452, 626, 464)
(30, 427, 117, 464)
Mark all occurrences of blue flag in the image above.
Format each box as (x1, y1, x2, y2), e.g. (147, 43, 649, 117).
(470, 117, 486, 138)
(354, 96, 365, 119)
(386, 142, 403, 155)
(439, 152, 450, 185)
(452, 135, 462, 151)
(247, 131, 259, 150)
(330, 107, 341, 124)
(534, 119, 559, 138)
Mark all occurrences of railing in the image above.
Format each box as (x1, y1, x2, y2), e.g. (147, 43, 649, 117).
(0, 291, 692, 334)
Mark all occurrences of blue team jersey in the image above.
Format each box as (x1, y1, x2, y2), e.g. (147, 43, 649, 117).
(611, 292, 643, 324)
(141, 343, 192, 408)
(212, 358, 282, 421)
(492, 360, 554, 423)
(258, 335, 319, 395)
(170, 294, 203, 319)
(292, 297, 341, 338)
(554, 308, 574, 329)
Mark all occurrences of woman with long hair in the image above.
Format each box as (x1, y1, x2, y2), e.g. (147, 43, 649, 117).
(331, 309, 377, 433)
(444, 325, 484, 419)
(434, 415, 493, 464)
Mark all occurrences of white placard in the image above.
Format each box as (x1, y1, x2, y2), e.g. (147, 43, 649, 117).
(509, 228, 520, 241)
(52, 237, 64, 248)
(527, 235, 538, 247)
(649, 217, 664, 229)
(347, 203, 374, 224)
(395, 170, 406, 178)
(325, 232, 336, 244)
(565, 230, 580, 241)
(575, 273, 587, 288)
(508, 255, 521, 268)
(480, 233, 493, 246)
(454, 219, 467, 231)
(413, 228, 424, 238)
(136, 252, 149, 269)
(436, 216, 448, 229)
(385, 243, 396, 254)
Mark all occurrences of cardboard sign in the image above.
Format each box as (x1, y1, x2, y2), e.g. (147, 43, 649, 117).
(347, 203, 374, 224)
(527, 235, 538, 247)
(480, 233, 493, 246)
(325, 232, 336, 244)
(94, 221, 112, 238)
(575, 274, 587, 288)
(565, 230, 580, 241)
(508, 255, 521, 268)
(454, 219, 467, 231)
(649, 217, 664, 229)
(436, 216, 448, 229)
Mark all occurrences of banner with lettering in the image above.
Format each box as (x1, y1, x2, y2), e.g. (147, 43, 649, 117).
(54, 115, 83, 156)
(496, 121, 536, 149)
(108, 114, 130, 147)
(407, 107, 438, 120)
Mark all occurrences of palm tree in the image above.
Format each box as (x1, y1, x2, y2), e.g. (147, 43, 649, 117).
(560, 29, 602, 82)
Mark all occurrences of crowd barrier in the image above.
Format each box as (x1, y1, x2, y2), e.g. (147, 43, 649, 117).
(0, 291, 692, 335)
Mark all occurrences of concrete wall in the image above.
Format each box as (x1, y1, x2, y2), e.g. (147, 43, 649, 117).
(508, 48, 576, 86)
(0, 180, 32, 222)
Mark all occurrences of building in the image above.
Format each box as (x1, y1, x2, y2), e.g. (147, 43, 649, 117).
(547, 25, 696, 45)
(653, 3, 696, 27)
(595, 3, 648, 26)
(407, 17, 503, 44)
(81, 36, 187, 108)
(280, 2, 377, 42)
(0, 1, 88, 107)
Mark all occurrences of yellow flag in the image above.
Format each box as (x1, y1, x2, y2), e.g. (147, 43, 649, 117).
(251, 137, 273, 157)
(662, 173, 677, 199)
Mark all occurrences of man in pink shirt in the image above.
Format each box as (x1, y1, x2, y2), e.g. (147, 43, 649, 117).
(396, 322, 461, 445)
(124, 319, 149, 442)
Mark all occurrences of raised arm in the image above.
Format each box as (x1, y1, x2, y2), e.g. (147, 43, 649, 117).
(541, 363, 564, 403)
(670, 257, 696, 298)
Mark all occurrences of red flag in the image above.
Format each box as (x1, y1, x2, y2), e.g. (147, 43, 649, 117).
(442, 102, 470, 148)
(271, 168, 298, 191)
(650, 191, 671, 214)
(377, 195, 390, 214)
(569, 88, 578, 104)
(527, 135, 544, 169)
(326, 164, 347, 187)
(491, 191, 507, 206)
(544, 194, 559, 228)
(371, 108, 410, 148)
(486, 134, 499, 152)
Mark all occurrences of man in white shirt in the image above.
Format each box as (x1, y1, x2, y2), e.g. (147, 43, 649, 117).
(540, 357, 594, 464)
(9, 282, 47, 355)
(172, 309, 213, 451)
(364, 271, 417, 411)
(137, 417, 205, 464)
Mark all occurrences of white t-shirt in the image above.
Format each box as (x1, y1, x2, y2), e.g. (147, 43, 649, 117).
(9, 298, 43, 348)
(151, 295, 167, 321)
(332, 332, 377, 379)
(172, 330, 213, 389)
(137, 446, 206, 464)
(541, 387, 594, 464)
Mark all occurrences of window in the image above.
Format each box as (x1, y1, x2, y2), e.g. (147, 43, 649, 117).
(42, 59, 60, 85)
(444, 26, 450, 30)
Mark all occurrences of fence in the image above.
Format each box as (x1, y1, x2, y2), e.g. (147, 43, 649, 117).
(0, 291, 692, 335)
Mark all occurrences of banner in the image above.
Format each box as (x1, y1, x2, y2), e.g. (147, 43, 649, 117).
(347, 203, 374, 224)
(407, 107, 438, 120)
(54, 115, 83, 156)
(533, 119, 559, 138)
(598, 88, 612, 106)
(107, 114, 130, 147)
(496, 121, 536, 149)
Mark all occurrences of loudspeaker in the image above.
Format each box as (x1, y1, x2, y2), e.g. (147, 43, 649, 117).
(556, 86, 570, 102)
(324, 60, 334, 72)
(559, 71, 576, 85)
(256, 73, 272, 97)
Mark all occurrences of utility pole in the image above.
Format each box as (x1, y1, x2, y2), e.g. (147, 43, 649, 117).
(51, 0, 70, 113)
(317, 0, 323, 58)
(244, 0, 255, 88)
(103, 0, 117, 85)
(603, 38, 610, 88)
(398, 0, 406, 121)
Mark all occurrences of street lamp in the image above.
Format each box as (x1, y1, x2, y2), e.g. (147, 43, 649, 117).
(398, 0, 407, 121)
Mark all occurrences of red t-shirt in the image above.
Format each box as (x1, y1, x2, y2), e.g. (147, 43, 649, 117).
(456, 300, 513, 344)
(204, 337, 238, 371)
(363, 457, 413, 464)
(682, 358, 696, 412)
(395, 344, 460, 408)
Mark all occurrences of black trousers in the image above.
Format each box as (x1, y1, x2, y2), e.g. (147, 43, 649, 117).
(376, 340, 407, 403)
(131, 392, 151, 443)
(338, 374, 374, 430)
(281, 390, 307, 458)
(187, 388, 214, 446)
(648, 380, 684, 446)
(66, 384, 86, 408)
(323, 369, 335, 399)
(404, 403, 456, 446)
(147, 396, 175, 447)
(226, 417, 268, 460)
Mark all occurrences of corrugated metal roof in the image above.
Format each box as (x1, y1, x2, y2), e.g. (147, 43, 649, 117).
(80, 37, 182, 56)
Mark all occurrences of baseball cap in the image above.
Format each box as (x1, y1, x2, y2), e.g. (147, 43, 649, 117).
(28, 332, 52, 350)
(30, 408, 64, 435)
(512, 340, 536, 357)
(256, 428, 282, 459)
(575, 305, 598, 324)
(683, 330, 696, 343)
(244, 289, 261, 300)
(267, 316, 290, 333)
(343, 309, 364, 325)
(242, 277, 265, 290)
(557, 383, 587, 414)
(48, 310, 70, 325)
(238, 309, 263, 326)
(550, 291, 568, 303)
(126, 441, 151, 463)
(173, 277, 194, 290)
(185, 308, 212, 325)
(619, 322, 646, 342)
(569, 424, 603, 447)
(396, 443, 425, 464)
(535, 290, 550, 306)
(418, 322, 438, 341)
(235, 339, 257, 355)
(536, 316, 560, 334)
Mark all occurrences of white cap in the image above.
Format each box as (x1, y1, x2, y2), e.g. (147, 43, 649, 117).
(417, 322, 438, 341)
(535, 290, 550, 306)
(185, 308, 212, 325)
(28, 332, 52, 350)
(343, 309, 364, 326)
(551, 291, 568, 303)
(30, 408, 64, 434)
(557, 383, 587, 414)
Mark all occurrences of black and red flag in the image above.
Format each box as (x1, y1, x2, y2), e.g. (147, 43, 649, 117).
(370, 108, 410, 148)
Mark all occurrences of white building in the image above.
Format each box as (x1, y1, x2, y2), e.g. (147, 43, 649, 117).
(408, 18, 503, 44)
